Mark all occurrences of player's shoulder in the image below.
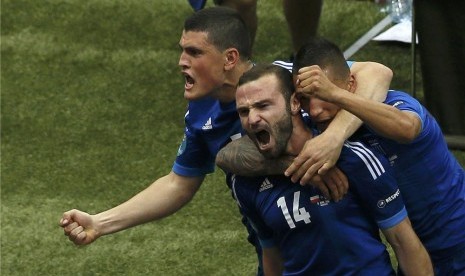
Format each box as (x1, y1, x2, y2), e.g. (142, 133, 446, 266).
(385, 90, 420, 106)
(341, 140, 388, 180)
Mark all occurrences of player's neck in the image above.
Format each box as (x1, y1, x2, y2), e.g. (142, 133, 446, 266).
(216, 60, 254, 103)
(286, 117, 313, 156)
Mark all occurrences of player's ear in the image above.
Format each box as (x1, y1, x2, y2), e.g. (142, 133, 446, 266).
(224, 48, 239, 70)
(347, 74, 356, 93)
(290, 93, 301, 115)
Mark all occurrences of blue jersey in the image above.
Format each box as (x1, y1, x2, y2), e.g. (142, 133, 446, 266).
(173, 97, 243, 177)
(231, 141, 406, 275)
(355, 90, 465, 262)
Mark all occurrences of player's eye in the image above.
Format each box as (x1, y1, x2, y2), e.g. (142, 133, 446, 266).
(237, 109, 249, 117)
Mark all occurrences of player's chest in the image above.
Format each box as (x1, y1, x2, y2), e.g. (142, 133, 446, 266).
(255, 178, 334, 234)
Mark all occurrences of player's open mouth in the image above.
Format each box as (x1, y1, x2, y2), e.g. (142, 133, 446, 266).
(184, 73, 195, 89)
(255, 130, 271, 149)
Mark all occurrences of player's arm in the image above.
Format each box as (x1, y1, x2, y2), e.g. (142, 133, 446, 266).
(382, 218, 433, 276)
(343, 142, 432, 275)
(216, 136, 348, 201)
(286, 62, 392, 183)
(319, 90, 421, 143)
(60, 171, 203, 245)
(262, 246, 284, 276)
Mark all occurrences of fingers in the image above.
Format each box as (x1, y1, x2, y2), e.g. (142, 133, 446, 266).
(60, 210, 76, 226)
(67, 224, 88, 245)
(318, 184, 331, 200)
(322, 167, 349, 202)
(326, 178, 342, 202)
(60, 217, 69, 226)
(298, 161, 321, 185)
(285, 150, 321, 184)
(300, 166, 349, 202)
(63, 221, 90, 245)
(317, 162, 332, 176)
(290, 157, 321, 184)
(63, 221, 80, 236)
(298, 65, 321, 75)
(284, 158, 302, 179)
(306, 175, 331, 200)
(330, 167, 348, 196)
(60, 209, 95, 246)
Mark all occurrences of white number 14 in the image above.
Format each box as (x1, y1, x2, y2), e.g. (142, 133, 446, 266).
(277, 191, 311, 229)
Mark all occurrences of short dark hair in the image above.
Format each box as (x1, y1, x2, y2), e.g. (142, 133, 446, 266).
(293, 37, 349, 82)
(238, 64, 294, 103)
(184, 7, 252, 60)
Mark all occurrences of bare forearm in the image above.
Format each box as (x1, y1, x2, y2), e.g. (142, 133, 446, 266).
(216, 137, 292, 176)
(333, 92, 420, 142)
(94, 173, 202, 236)
(324, 108, 362, 142)
(383, 220, 433, 276)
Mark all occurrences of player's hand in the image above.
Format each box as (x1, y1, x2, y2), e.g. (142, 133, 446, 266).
(285, 131, 343, 184)
(295, 65, 341, 101)
(60, 209, 100, 246)
(303, 166, 348, 202)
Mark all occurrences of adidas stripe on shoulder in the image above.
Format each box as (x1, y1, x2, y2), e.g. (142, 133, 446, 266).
(344, 141, 386, 180)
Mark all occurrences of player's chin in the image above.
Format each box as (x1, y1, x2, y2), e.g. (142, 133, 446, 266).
(184, 86, 209, 101)
(184, 90, 200, 101)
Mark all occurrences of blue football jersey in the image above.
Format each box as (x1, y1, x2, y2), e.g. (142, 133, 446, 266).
(173, 97, 243, 177)
(355, 90, 465, 261)
(231, 141, 405, 275)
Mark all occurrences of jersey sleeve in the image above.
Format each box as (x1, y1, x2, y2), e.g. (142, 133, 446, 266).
(172, 111, 215, 177)
(385, 90, 426, 131)
(341, 141, 407, 230)
(229, 174, 276, 248)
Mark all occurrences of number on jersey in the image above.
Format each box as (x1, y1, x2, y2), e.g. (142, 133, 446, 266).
(277, 191, 311, 229)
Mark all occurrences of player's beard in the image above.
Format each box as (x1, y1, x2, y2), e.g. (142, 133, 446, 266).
(261, 111, 293, 159)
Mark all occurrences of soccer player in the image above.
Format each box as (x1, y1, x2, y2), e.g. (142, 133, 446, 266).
(60, 7, 394, 274)
(292, 37, 465, 275)
(230, 63, 432, 275)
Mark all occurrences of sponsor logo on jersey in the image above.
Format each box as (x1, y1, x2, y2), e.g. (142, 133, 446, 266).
(377, 189, 400, 208)
(310, 195, 330, 206)
(259, 178, 274, 192)
(202, 117, 212, 130)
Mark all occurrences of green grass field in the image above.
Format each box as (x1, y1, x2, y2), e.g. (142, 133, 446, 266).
(2, 0, 464, 275)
